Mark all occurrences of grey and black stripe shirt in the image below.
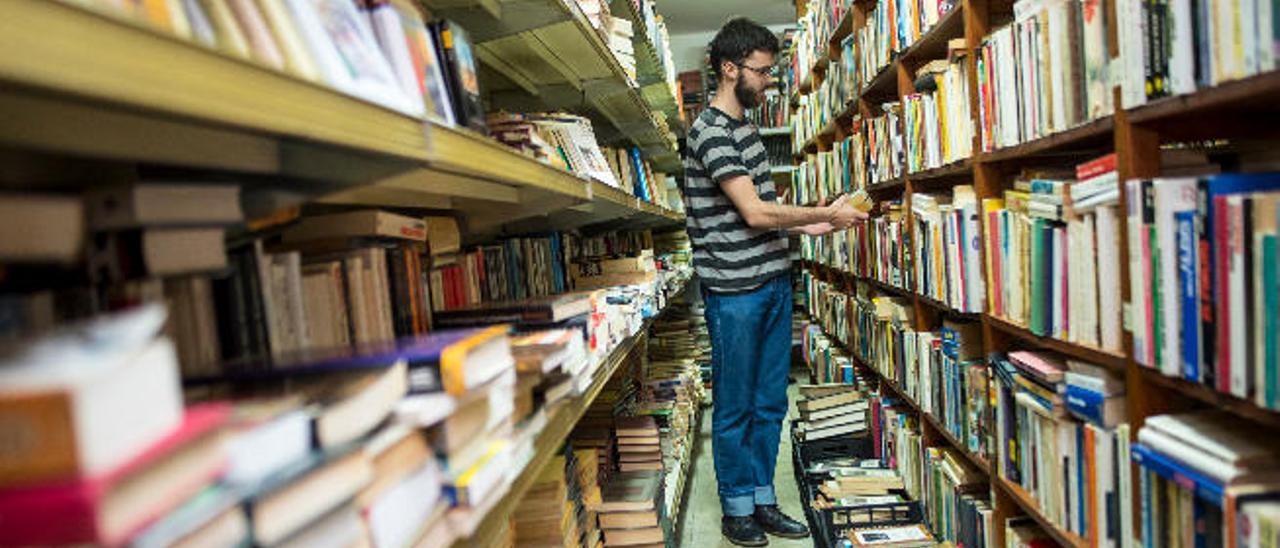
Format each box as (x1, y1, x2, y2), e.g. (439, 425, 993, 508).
(682, 107, 790, 293)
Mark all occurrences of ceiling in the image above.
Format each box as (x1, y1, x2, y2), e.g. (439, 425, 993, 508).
(653, 0, 797, 36)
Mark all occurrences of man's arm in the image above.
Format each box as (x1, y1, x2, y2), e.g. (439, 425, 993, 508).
(720, 175, 865, 230)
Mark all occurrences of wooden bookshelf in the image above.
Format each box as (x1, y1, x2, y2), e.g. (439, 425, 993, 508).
(454, 277, 691, 547)
(788, 0, 1280, 542)
(993, 477, 1089, 548)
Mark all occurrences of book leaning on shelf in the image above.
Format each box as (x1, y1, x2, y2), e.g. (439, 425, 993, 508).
(911, 185, 985, 313)
(1125, 171, 1280, 406)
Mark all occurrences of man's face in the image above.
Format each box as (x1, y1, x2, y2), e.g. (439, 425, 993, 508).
(730, 50, 776, 110)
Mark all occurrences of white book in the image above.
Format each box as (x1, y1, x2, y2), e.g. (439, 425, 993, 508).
(1082, 214, 1100, 347)
(1053, 226, 1066, 338)
(367, 3, 426, 116)
(1125, 180, 1152, 366)
(1260, 0, 1277, 71)
(1145, 412, 1280, 467)
(1068, 219, 1083, 343)
(365, 461, 442, 548)
(959, 189, 986, 313)
(1153, 178, 1197, 377)
(1137, 426, 1245, 482)
(1096, 205, 1124, 352)
(1227, 195, 1251, 398)
(1117, 424, 1134, 547)
(1167, 0, 1197, 94)
(1116, 0, 1147, 108)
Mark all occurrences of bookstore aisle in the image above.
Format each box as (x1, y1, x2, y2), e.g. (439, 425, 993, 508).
(0, 0, 714, 547)
(783, 0, 1280, 544)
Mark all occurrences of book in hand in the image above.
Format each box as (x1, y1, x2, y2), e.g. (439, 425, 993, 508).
(0, 404, 230, 546)
(0, 304, 183, 489)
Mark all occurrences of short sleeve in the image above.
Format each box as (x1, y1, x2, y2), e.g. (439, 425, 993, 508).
(691, 124, 749, 184)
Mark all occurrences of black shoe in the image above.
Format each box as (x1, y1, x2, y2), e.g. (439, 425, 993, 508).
(722, 516, 768, 547)
(753, 505, 810, 539)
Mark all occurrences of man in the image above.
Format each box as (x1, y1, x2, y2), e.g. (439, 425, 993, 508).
(682, 17, 867, 548)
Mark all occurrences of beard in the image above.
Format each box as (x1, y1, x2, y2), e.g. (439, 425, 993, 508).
(734, 78, 764, 110)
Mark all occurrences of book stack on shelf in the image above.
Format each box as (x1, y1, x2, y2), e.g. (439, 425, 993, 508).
(902, 41, 973, 173)
(511, 453, 580, 547)
(983, 155, 1125, 351)
(911, 185, 985, 313)
(598, 470, 667, 547)
(615, 416, 663, 473)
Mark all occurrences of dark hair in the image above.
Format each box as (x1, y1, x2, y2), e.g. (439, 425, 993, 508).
(708, 18, 780, 80)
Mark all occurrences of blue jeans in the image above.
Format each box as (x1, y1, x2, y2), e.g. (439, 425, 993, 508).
(702, 274, 792, 517)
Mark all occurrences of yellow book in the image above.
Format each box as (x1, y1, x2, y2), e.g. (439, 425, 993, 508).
(138, 0, 173, 31)
(199, 0, 251, 59)
(165, 0, 190, 37)
(254, 0, 320, 80)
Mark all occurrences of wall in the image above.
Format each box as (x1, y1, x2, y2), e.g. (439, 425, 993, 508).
(669, 24, 793, 75)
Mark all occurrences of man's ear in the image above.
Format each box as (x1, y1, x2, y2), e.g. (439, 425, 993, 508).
(720, 59, 738, 82)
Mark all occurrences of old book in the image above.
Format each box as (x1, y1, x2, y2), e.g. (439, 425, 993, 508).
(284, 209, 426, 244)
(614, 415, 658, 438)
(0, 305, 182, 488)
(424, 216, 462, 256)
(0, 405, 229, 546)
(0, 194, 84, 263)
(89, 227, 227, 280)
(599, 470, 661, 513)
(433, 293, 593, 327)
(244, 444, 373, 546)
(602, 526, 663, 546)
(85, 183, 242, 229)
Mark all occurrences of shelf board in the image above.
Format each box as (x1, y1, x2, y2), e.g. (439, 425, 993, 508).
(905, 158, 973, 185)
(978, 116, 1115, 164)
(868, 179, 907, 194)
(917, 294, 981, 319)
(451, 278, 689, 547)
(994, 477, 1089, 548)
(984, 315, 1128, 372)
(1127, 70, 1280, 135)
(898, 6, 967, 66)
(859, 61, 901, 106)
(1139, 368, 1280, 430)
(828, 9, 856, 51)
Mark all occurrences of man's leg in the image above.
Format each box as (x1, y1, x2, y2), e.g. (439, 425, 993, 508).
(749, 275, 809, 538)
(704, 286, 768, 519)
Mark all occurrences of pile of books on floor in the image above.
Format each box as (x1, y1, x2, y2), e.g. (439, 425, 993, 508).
(599, 469, 667, 547)
(795, 385, 871, 443)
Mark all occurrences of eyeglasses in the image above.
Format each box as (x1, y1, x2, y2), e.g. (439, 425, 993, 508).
(736, 63, 776, 78)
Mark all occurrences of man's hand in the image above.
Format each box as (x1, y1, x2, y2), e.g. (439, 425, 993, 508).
(826, 195, 869, 229)
(795, 221, 836, 236)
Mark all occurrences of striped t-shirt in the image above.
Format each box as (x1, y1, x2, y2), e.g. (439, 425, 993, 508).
(682, 107, 790, 293)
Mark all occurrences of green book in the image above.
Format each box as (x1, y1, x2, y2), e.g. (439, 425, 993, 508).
(1262, 233, 1277, 409)
(1028, 219, 1050, 336)
(1152, 226, 1162, 369)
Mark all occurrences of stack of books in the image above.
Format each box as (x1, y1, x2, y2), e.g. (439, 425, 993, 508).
(1132, 411, 1280, 547)
(1125, 172, 1280, 406)
(483, 112, 619, 187)
(911, 185, 985, 313)
(795, 385, 871, 443)
(615, 416, 663, 473)
(572, 250, 657, 291)
(606, 16, 637, 83)
(512, 454, 579, 547)
(845, 523, 937, 547)
(598, 470, 666, 547)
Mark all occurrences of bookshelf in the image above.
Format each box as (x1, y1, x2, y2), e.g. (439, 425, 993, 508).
(0, 0, 696, 545)
(453, 277, 690, 547)
(0, 1, 684, 234)
(789, 0, 1280, 542)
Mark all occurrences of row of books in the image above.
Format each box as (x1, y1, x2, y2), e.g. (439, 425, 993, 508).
(802, 322, 859, 385)
(73, 0, 484, 129)
(856, 0, 957, 92)
(1115, 0, 1280, 108)
(990, 350, 1133, 547)
(976, 0, 1113, 151)
(1125, 172, 1280, 408)
(794, 140, 853, 206)
(912, 186, 986, 313)
(920, 446, 993, 547)
(902, 46, 973, 173)
(748, 88, 792, 129)
(854, 105, 907, 187)
(0, 251, 689, 546)
(787, 0, 853, 95)
(983, 155, 1125, 352)
(616, 0, 679, 90)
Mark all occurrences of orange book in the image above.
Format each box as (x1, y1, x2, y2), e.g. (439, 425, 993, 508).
(1084, 425, 1098, 547)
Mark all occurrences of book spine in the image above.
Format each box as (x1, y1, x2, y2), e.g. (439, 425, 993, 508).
(1176, 210, 1200, 381)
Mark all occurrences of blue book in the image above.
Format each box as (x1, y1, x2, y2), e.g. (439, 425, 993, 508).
(1176, 211, 1200, 381)
(629, 148, 650, 201)
(1131, 442, 1224, 506)
(1076, 422, 1087, 535)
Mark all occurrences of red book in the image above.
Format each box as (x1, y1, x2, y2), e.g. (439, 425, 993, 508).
(1215, 196, 1232, 393)
(1075, 153, 1117, 181)
(0, 404, 229, 546)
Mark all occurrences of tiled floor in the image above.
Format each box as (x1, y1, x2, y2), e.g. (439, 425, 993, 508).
(675, 377, 814, 548)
